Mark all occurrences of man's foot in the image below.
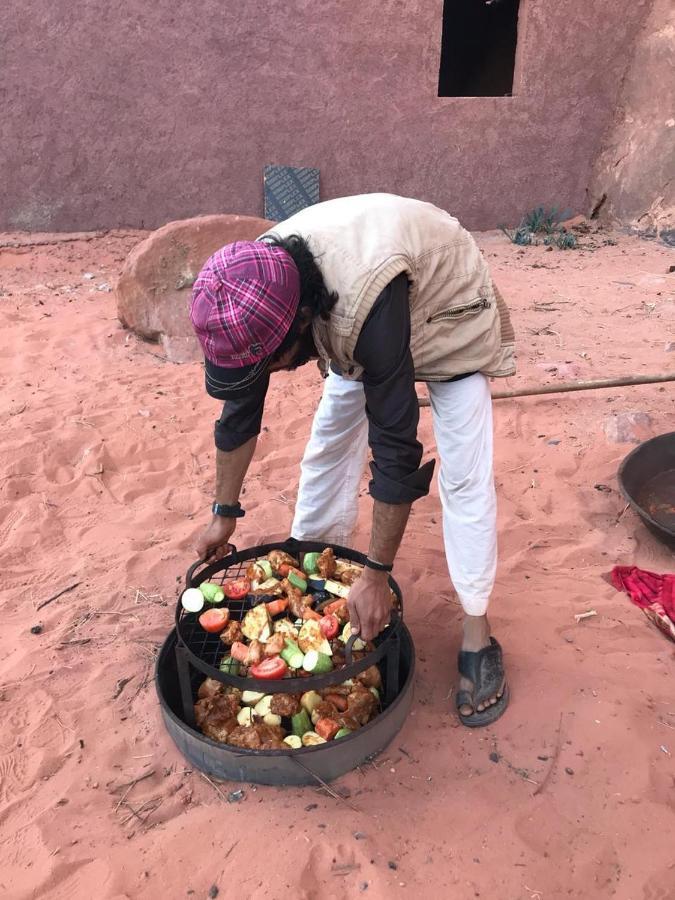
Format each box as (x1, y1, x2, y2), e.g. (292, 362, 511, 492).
(456, 614, 508, 725)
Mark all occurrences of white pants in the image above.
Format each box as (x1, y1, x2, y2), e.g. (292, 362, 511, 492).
(291, 370, 497, 616)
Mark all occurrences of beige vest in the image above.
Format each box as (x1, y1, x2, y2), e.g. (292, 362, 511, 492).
(262, 193, 515, 381)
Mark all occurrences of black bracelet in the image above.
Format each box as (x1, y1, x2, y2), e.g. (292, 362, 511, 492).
(365, 557, 393, 573)
(212, 501, 245, 519)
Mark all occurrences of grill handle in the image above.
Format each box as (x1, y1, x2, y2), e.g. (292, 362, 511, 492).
(185, 546, 238, 591)
(344, 608, 398, 667)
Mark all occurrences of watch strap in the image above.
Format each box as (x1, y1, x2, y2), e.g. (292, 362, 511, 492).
(365, 557, 393, 573)
(212, 501, 245, 519)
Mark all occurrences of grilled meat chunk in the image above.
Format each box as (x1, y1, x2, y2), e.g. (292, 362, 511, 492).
(270, 693, 301, 717)
(317, 547, 336, 579)
(219, 619, 243, 646)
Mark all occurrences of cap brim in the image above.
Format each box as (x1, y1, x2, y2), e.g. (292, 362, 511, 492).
(204, 356, 272, 400)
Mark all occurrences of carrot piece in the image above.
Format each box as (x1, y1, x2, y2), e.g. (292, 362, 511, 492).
(324, 693, 349, 712)
(315, 718, 340, 740)
(265, 598, 289, 617)
(229, 641, 250, 663)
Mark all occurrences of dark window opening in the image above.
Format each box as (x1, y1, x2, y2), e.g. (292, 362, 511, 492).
(439, 0, 521, 97)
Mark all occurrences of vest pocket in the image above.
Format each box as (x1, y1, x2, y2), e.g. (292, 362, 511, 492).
(426, 297, 490, 324)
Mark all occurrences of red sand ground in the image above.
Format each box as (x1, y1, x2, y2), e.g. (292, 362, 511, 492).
(1, 227, 674, 900)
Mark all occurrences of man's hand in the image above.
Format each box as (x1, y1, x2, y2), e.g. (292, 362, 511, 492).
(195, 515, 237, 561)
(348, 568, 393, 641)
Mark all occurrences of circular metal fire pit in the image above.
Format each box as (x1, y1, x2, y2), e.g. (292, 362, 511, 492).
(156, 624, 415, 785)
(155, 540, 416, 785)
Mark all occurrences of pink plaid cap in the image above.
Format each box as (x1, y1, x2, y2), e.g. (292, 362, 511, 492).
(190, 241, 300, 367)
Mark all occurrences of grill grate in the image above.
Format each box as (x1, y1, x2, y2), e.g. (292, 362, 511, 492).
(174, 540, 404, 706)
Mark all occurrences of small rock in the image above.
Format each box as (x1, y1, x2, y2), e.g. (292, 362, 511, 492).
(83, 272, 95, 280)
(388, 861, 398, 870)
(305, 803, 318, 811)
(665, 341, 675, 352)
(537, 755, 549, 761)
(594, 484, 612, 493)
(138, 409, 151, 417)
(565, 767, 574, 775)
(359, 883, 369, 892)
(227, 789, 245, 803)
(30, 625, 42, 634)
(564, 636, 574, 643)
(604, 411, 653, 444)
(208, 886, 219, 899)
(353, 831, 366, 840)
(489, 751, 500, 763)
(547, 439, 561, 446)
(97, 282, 112, 292)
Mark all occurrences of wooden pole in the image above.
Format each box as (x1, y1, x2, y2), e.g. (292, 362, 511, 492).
(417, 372, 675, 406)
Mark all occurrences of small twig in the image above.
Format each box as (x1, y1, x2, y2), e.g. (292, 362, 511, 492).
(120, 797, 163, 826)
(113, 769, 156, 811)
(615, 502, 631, 524)
(223, 840, 239, 861)
(199, 771, 230, 803)
(57, 638, 91, 648)
(291, 758, 361, 812)
(0, 664, 37, 691)
(658, 719, 675, 731)
(37, 581, 81, 611)
(534, 713, 564, 796)
(574, 609, 597, 623)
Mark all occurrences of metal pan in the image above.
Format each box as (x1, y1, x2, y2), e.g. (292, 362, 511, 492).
(617, 431, 675, 549)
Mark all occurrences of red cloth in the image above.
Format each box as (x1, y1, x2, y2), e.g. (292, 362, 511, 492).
(610, 566, 675, 640)
(610, 566, 675, 618)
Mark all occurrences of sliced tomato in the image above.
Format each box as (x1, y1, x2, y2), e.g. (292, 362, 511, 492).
(199, 608, 230, 633)
(266, 597, 289, 617)
(277, 563, 291, 578)
(249, 656, 288, 680)
(319, 613, 340, 640)
(222, 577, 251, 600)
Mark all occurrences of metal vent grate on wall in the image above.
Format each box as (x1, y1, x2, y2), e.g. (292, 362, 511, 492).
(264, 165, 320, 222)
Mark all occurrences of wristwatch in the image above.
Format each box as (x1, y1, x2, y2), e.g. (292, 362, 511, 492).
(365, 557, 393, 573)
(212, 501, 245, 519)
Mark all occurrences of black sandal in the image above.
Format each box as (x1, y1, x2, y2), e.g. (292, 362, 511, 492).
(456, 637, 510, 728)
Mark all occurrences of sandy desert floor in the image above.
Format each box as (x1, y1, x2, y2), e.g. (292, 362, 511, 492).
(0, 224, 674, 900)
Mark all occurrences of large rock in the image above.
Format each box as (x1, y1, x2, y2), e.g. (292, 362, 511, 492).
(116, 214, 274, 362)
(588, 0, 674, 236)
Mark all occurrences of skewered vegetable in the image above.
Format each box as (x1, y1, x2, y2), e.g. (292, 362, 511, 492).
(241, 604, 272, 641)
(199, 582, 226, 603)
(199, 608, 230, 633)
(302, 552, 321, 575)
(222, 578, 251, 600)
(249, 657, 288, 680)
(302, 650, 333, 674)
(181, 588, 204, 613)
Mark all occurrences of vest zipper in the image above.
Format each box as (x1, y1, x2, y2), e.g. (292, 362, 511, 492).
(426, 297, 490, 324)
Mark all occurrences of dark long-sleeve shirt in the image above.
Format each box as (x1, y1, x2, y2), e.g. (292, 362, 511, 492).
(214, 274, 469, 503)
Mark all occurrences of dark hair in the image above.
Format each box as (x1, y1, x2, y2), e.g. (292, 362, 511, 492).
(262, 233, 337, 363)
